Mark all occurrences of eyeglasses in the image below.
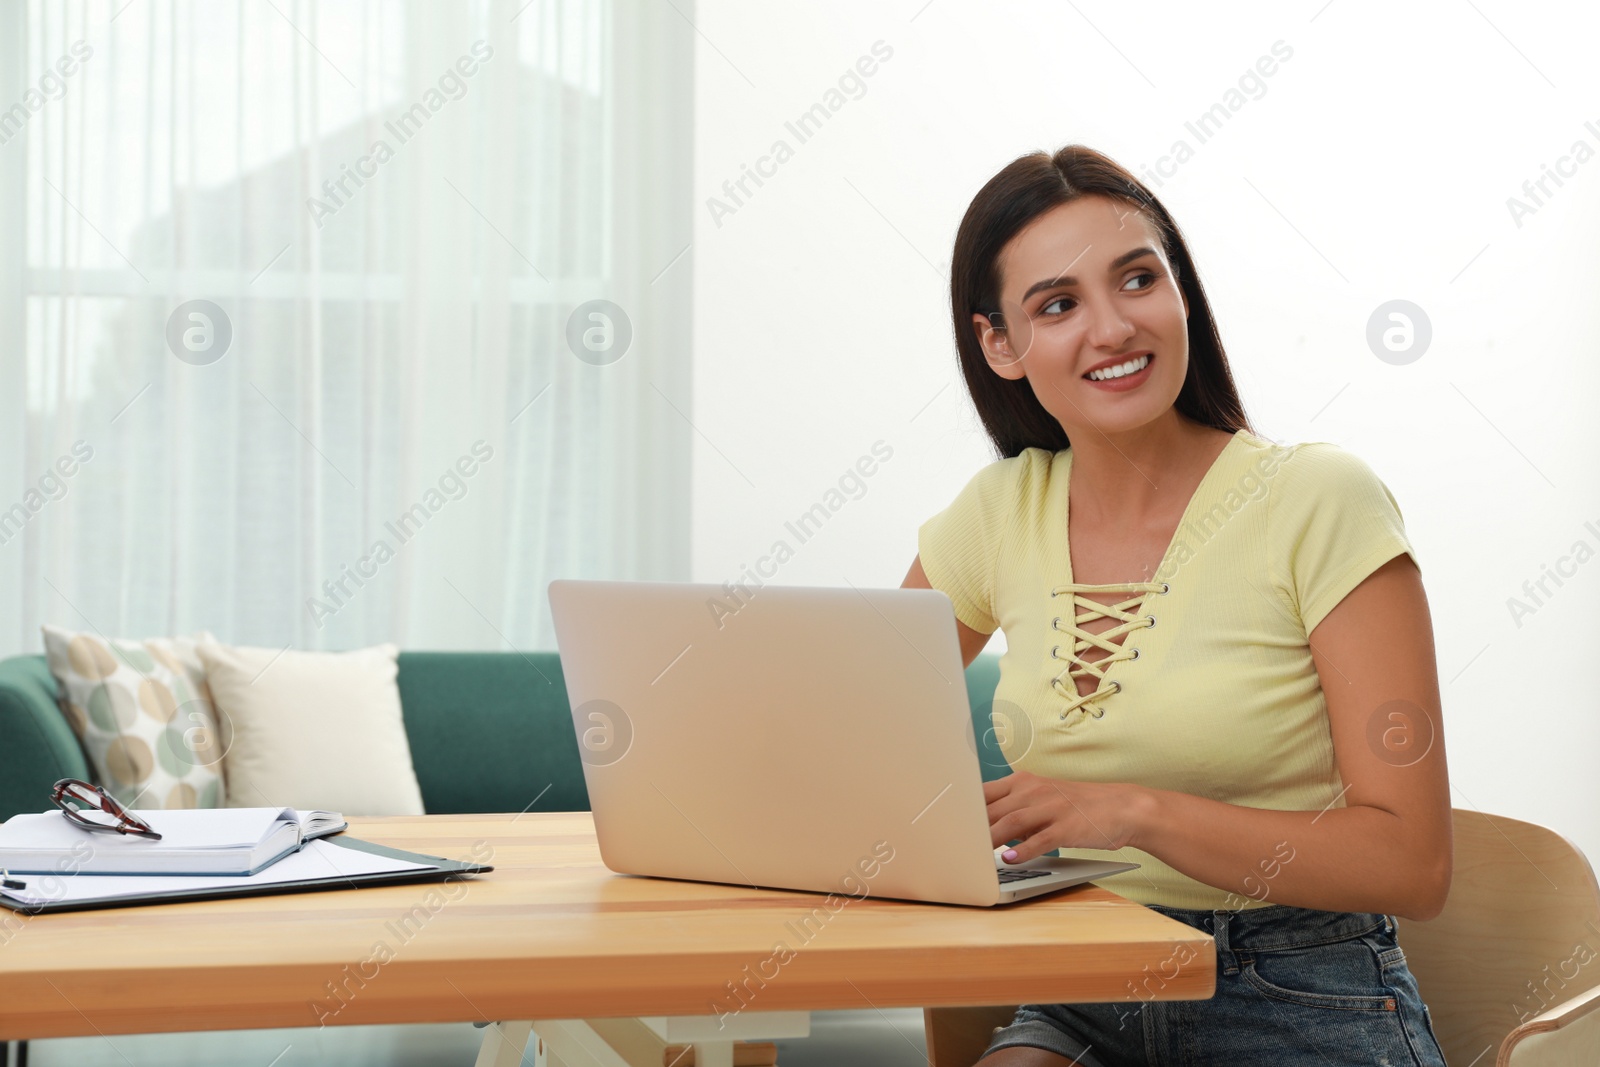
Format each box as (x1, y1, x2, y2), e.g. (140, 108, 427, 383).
(50, 778, 163, 840)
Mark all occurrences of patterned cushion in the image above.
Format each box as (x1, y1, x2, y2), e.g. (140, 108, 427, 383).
(39, 625, 227, 809)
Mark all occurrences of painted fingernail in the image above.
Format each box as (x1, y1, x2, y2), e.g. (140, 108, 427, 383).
(1002, 849, 1018, 861)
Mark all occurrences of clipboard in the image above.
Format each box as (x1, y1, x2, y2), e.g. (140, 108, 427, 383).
(0, 835, 494, 915)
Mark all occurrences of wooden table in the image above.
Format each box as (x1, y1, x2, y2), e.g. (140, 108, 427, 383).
(0, 813, 1215, 1066)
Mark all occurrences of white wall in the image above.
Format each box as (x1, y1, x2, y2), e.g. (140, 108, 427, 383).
(691, 3, 1600, 868)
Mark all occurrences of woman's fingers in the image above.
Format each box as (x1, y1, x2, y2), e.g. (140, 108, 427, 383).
(1001, 828, 1058, 865)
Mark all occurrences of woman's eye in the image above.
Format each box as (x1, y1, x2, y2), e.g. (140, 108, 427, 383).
(1040, 272, 1158, 316)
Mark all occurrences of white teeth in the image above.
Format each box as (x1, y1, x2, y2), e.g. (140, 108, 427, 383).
(1087, 354, 1151, 381)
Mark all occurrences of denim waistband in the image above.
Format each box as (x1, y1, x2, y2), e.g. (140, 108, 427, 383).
(1146, 903, 1393, 956)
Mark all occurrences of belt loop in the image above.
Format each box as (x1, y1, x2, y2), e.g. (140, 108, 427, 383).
(1213, 910, 1238, 975)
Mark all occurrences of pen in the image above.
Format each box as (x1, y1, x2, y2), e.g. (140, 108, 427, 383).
(1, 868, 24, 890)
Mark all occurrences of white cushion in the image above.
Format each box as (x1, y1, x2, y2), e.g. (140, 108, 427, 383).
(197, 641, 425, 816)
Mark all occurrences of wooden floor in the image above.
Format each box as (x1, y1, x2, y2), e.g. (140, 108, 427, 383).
(14, 1008, 931, 1066)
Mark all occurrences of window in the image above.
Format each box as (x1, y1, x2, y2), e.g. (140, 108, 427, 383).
(0, 0, 693, 653)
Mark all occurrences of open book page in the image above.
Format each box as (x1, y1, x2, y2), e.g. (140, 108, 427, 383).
(0, 808, 349, 875)
(1, 808, 287, 852)
(290, 810, 349, 840)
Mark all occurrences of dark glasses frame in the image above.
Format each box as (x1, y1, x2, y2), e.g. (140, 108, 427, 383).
(50, 778, 163, 840)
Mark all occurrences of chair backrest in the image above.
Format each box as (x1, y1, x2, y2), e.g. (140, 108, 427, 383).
(1397, 808, 1600, 1067)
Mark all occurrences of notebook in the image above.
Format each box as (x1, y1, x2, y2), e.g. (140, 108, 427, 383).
(0, 836, 494, 915)
(0, 807, 350, 876)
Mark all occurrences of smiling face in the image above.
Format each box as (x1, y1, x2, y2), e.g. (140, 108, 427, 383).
(972, 195, 1191, 439)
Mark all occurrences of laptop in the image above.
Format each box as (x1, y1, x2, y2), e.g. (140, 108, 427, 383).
(546, 578, 1138, 907)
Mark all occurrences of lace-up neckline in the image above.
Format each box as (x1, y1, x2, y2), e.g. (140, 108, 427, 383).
(1049, 580, 1167, 719)
(1049, 429, 1242, 723)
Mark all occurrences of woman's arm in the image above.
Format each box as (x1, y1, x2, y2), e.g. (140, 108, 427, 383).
(901, 554, 994, 669)
(987, 553, 1453, 921)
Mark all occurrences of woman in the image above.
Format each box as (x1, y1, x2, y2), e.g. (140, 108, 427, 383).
(902, 145, 1450, 1066)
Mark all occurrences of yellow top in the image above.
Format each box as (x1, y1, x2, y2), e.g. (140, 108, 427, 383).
(917, 428, 1420, 910)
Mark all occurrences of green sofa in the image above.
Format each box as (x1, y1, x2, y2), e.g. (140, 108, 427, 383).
(0, 651, 1009, 821)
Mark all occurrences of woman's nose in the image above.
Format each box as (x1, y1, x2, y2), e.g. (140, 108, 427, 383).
(1083, 295, 1136, 349)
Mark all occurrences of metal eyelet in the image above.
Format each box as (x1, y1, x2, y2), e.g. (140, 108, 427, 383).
(1108, 680, 1122, 695)
(1050, 645, 1061, 660)
(1049, 589, 1059, 597)
(1144, 614, 1156, 629)
(1128, 648, 1140, 661)
(1158, 582, 1171, 595)
(1051, 617, 1062, 631)
(1091, 707, 1104, 718)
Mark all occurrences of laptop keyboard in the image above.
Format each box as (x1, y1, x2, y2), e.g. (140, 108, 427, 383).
(997, 868, 1052, 884)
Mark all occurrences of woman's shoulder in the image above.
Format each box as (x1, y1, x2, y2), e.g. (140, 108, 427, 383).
(960, 445, 1063, 491)
(931, 447, 1061, 526)
(1241, 433, 1390, 483)
(1237, 432, 1404, 517)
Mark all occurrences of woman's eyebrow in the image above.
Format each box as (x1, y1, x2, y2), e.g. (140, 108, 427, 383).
(1020, 246, 1158, 302)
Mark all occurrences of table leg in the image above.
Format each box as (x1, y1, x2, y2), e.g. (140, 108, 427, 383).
(689, 1041, 733, 1067)
(474, 1019, 534, 1067)
(476, 1012, 809, 1067)
(532, 1019, 630, 1065)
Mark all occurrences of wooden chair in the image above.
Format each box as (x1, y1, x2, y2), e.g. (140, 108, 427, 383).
(923, 809, 1600, 1066)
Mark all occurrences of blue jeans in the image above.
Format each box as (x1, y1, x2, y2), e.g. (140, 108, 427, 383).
(982, 903, 1448, 1066)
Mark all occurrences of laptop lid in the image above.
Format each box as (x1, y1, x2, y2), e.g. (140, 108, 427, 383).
(548, 578, 1135, 907)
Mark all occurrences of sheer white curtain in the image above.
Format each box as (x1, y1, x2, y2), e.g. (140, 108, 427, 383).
(0, 0, 693, 655)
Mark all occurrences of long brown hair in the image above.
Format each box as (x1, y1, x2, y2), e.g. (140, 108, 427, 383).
(949, 144, 1254, 459)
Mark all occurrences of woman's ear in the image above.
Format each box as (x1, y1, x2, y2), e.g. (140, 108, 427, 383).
(972, 312, 1027, 380)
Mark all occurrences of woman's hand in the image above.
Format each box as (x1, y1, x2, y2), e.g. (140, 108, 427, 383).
(984, 771, 1149, 863)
